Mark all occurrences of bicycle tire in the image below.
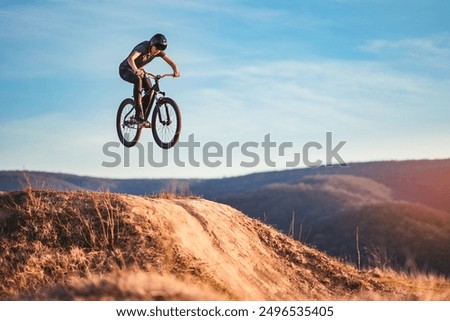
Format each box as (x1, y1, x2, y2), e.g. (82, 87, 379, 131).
(151, 97, 182, 149)
(116, 98, 142, 148)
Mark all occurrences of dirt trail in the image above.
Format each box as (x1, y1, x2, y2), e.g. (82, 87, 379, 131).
(113, 195, 390, 300)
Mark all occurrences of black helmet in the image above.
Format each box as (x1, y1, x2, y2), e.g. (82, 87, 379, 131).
(149, 33, 167, 50)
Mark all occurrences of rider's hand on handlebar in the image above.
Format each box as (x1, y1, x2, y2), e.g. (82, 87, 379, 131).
(135, 69, 145, 78)
(173, 70, 181, 78)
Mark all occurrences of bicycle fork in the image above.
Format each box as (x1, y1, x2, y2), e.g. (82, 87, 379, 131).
(157, 100, 172, 126)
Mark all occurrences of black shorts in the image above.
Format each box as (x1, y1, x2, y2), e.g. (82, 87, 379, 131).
(119, 67, 139, 84)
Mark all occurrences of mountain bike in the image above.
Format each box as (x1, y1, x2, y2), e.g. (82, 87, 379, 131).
(116, 72, 182, 149)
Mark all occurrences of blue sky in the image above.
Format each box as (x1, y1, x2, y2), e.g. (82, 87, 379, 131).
(1, 0, 449, 178)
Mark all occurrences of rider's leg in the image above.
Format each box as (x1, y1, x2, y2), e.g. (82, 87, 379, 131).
(120, 68, 144, 120)
(133, 80, 145, 120)
(143, 76, 152, 94)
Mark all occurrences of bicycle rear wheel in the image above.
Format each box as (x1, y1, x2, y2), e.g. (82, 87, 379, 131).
(151, 97, 182, 149)
(116, 98, 142, 148)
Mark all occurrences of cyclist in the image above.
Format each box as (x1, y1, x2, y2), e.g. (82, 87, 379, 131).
(119, 33, 180, 125)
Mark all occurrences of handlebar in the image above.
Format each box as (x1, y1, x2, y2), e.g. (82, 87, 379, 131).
(144, 72, 175, 80)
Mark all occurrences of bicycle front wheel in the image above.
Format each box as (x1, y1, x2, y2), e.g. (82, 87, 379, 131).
(151, 97, 182, 149)
(116, 98, 142, 148)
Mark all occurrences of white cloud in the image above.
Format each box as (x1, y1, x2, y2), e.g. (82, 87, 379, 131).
(362, 35, 450, 55)
(360, 34, 450, 76)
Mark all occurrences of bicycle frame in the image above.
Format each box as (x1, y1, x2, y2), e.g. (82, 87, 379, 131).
(142, 72, 173, 122)
(142, 86, 157, 121)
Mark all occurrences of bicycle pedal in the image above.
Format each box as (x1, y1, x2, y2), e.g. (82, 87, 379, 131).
(140, 121, 151, 128)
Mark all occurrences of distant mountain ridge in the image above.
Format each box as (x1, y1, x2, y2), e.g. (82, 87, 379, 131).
(0, 170, 170, 195)
(1, 158, 450, 211)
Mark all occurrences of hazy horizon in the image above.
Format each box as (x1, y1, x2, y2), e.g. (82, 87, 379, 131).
(2, 156, 450, 180)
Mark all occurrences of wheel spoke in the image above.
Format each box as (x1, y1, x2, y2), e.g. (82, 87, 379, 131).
(156, 104, 177, 143)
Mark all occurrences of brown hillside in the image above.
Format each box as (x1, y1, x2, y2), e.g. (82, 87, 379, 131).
(0, 190, 448, 300)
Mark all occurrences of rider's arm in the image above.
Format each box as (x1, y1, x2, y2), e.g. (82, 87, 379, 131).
(162, 54, 180, 77)
(127, 51, 144, 77)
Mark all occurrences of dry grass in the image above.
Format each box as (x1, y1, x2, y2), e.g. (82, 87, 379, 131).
(0, 189, 119, 298)
(342, 268, 450, 300)
(16, 269, 228, 301)
(150, 190, 203, 200)
(1, 187, 449, 301)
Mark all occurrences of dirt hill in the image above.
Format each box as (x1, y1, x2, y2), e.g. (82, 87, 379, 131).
(0, 189, 448, 300)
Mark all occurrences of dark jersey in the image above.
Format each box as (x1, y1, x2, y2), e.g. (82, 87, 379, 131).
(119, 41, 166, 70)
